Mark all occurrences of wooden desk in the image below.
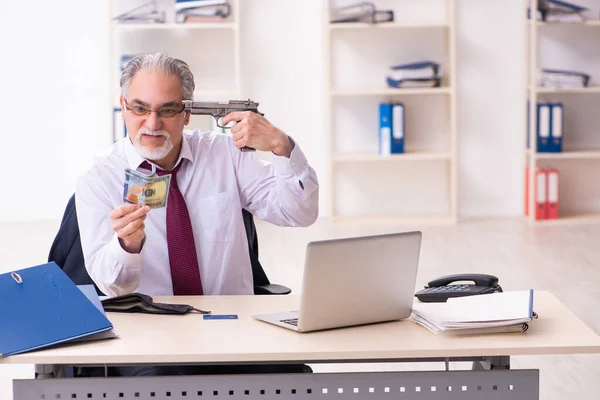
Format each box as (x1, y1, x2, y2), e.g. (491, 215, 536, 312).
(3, 291, 600, 366)
(6, 291, 600, 400)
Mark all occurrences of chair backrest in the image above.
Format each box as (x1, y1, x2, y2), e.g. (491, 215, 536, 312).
(48, 194, 273, 295)
(48, 195, 100, 293)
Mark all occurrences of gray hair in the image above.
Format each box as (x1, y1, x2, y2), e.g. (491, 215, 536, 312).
(120, 53, 195, 100)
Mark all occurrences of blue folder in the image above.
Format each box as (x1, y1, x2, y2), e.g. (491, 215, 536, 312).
(536, 103, 553, 153)
(549, 102, 563, 153)
(379, 103, 405, 155)
(0, 262, 113, 358)
(545, 0, 588, 12)
(379, 103, 393, 155)
(389, 60, 439, 72)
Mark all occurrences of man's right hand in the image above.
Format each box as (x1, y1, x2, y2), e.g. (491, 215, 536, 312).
(110, 204, 151, 254)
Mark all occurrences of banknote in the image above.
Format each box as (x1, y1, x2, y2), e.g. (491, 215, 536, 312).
(123, 168, 171, 208)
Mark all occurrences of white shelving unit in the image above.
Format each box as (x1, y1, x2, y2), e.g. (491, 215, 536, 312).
(331, 87, 452, 96)
(324, 0, 457, 224)
(113, 22, 237, 30)
(108, 0, 241, 142)
(525, 0, 600, 224)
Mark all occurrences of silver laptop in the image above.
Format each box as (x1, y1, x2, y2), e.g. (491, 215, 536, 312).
(253, 231, 422, 332)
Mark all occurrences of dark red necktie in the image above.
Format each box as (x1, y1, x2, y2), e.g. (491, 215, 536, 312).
(144, 161, 203, 295)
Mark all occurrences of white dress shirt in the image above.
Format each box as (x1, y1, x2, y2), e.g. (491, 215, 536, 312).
(75, 130, 319, 297)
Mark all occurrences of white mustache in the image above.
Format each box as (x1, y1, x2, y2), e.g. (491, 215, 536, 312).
(139, 128, 169, 137)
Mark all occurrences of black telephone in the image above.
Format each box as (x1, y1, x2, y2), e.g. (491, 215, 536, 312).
(414, 273, 503, 303)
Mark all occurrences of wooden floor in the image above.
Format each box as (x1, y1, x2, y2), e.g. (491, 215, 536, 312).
(1, 217, 599, 399)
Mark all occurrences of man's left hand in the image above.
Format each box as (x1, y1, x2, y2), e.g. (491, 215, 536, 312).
(221, 111, 293, 158)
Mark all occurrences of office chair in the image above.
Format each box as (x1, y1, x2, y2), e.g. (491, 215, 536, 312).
(48, 193, 291, 296)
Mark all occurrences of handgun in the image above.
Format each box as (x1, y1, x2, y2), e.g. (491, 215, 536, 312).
(182, 99, 264, 152)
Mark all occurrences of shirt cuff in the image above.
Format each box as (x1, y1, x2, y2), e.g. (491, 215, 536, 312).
(107, 234, 144, 267)
(272, 136, 309, 178)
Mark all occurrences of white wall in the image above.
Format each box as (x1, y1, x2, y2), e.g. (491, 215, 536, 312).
(456, 0, 526, 216)
(0, 0, 560, 222)
(0, 0, 111, 222)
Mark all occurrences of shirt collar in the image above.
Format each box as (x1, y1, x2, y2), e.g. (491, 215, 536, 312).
(124, 133, 194, 172)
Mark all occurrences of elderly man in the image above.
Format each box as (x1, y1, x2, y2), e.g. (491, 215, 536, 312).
(75, 52, 318, 376)
(76, 52, 319, 300)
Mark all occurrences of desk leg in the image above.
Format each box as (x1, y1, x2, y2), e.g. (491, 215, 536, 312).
(473, 356, 511, 371)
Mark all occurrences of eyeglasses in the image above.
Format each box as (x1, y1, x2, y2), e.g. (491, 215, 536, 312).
(123, 99, 186, 118)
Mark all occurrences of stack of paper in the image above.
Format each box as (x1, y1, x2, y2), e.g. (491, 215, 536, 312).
(537, 68, 590, 88)
(175, 0, 231, 23)
(536, 0, 589, 23)
(412, 290, 537, 335)
(386, 61, 442, 89)
(330, 2, 394, 24)
(113, 1, 165, 24)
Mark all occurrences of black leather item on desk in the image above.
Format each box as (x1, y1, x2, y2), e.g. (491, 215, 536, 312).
(101, 292, 210, 315)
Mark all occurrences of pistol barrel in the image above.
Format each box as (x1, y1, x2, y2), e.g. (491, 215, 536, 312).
(182, 99, 260, 114)
(182, 99, 261, 152)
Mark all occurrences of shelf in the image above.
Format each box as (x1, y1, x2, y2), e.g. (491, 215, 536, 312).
(325, 0, 457, 223)
(112, 22, 236, 30)
(531, 20, 600, 27)
(331, 214, 455, 225)
(332, 87, 451, 97)
(333, 151, 450, 163)
(524, 9, 600, 224)
(529, 212, 600, 225)
(329, 21, 448, 30)
(531, 86, 600, 94)
(534, 150, 600, 160)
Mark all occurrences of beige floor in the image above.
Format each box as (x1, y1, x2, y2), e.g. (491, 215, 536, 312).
(1, 217, 600, 399)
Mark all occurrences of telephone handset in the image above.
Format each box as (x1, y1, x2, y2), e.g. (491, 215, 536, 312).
(414, 273, 503, 303)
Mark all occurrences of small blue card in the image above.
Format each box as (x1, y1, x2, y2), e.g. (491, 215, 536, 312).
(203, 314, 238, 320)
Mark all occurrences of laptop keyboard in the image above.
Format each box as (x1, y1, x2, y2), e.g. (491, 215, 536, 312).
(280, 318, 299, 326)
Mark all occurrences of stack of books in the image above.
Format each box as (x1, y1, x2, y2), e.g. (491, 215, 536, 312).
(529, 0, 589, 23)
(175, 0, 231, 23)
(412, 290, 537, 336)
(386, 61, 442, 89)
(330, 2, 394, 24)
(113, 0, 165, 24)
(537, 68, 590, 88)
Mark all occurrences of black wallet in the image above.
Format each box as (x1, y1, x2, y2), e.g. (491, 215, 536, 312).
(101, 293, 210, 315)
